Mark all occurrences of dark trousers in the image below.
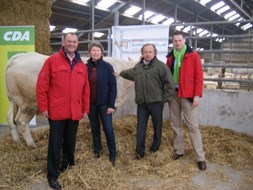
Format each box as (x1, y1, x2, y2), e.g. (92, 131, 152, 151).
(88, 104, 116, 159)
(136, 102, 163, 156)
(47, 119, 79, 181)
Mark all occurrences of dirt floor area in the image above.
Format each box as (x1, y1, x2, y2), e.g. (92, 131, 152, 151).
(0, 115, 252, 190)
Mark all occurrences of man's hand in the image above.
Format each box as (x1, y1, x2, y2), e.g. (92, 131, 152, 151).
(106, 108, 115, 115)
(113, 72, 120, 78)
(42, 111, 49, 118)
(193, 96, 200, 108)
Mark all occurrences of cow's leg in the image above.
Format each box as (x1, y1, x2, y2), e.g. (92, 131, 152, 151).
(17, 108, 37, 148)
(7, 101, 20, 143)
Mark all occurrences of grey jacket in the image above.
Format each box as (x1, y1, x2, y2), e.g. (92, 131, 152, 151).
(120, 56, 175, 104)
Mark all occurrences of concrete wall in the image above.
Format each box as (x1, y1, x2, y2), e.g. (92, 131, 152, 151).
(114, 89, 253, 136)
(198, 89, 253, 136)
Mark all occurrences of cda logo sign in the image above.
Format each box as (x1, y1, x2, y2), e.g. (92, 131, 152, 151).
(4, 31, 30, 41)
(0, 26, 34, 45)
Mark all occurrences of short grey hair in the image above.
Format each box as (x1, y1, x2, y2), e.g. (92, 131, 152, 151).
(141, 43, 157, 55)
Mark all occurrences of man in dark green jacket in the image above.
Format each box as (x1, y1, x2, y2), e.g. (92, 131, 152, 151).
(119, 43, 175, 159)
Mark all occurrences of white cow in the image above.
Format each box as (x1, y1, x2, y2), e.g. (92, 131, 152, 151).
(5, 52, 136, 147)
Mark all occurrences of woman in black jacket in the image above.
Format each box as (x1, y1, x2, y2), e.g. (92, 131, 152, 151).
(86, 41, 117, 167)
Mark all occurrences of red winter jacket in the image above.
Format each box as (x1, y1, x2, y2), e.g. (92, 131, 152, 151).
(36, 48, 90, 120)
(166, 45, 203, 98)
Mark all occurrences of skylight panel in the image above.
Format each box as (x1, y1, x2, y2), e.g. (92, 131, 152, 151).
(94, 32, 104, 38)
(224, 11, 236, 19)
(162, 18, 174, 25)
(183, 26, 192, 33)
(97, 0, 116, 9)
(72, 0, 89, 5)
(228, 13, 240, 21)
(241, 23, 253, 31)
(196, 28, 204, 34)
(50, 25, 56, 32)
(199, 30, 209, 36)
(236, 18, 244, 26)
(124, 5, 141, 16)
(198, 0, 212, 5)
(62, 27, 77, 33)
(216, 5, 230, 15)
(175, 26, 184, 30)
(215, 38, 225, 43)
(150, 14, 166, 24)
(139, 10, 155, 20)
(211, 1, 225, 12)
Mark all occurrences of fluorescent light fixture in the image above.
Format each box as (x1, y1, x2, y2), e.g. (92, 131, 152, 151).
(224, 11, 236, 19)
(183, 26, 193, 33)
(97, 0, 116, 9)
(50, 25, 56, 32)
(124, 5, 141, 16)
(211, 1, 225, 12)
(196, 28, 204, 34)
(175, 25, 184, 30)
(62, 27, 77, 33)
(162, 18, 174, 25)
(94, 32, 104, 38)
(216, 5, 230, 15)
(215, 38, 225, 43)
(196, 47, 204, 51)
(199, 30, 209, 36)
(241, 23, 253, 31)
(198, 0, 212, 5)
(228, 13, 240, 21)
(168, 43, 173, 48)
(236, 18, 244, 26)
(150, 14, 166, 24)
(139, 10, 155, 20)
(72, 0, 89, 5)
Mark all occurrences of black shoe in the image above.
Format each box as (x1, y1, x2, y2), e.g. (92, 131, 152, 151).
(94, 153, 101, 159)
(135, 153, 144, 160)
(59, 164, 73, 173)
(48, 180, 62, 190)
(149, 147, 159, 153)
(197, 161, 207, 170)
(110, 157, 116, 167)
(171, 153, 184, 160)
(59, 166, 67, 173)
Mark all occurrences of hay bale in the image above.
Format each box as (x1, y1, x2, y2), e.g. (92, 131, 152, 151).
(0, 0, 51, 54)
(0, 115, 252, 189)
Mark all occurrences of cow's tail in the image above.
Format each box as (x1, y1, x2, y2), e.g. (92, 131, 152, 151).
(7, 101, 20, 143)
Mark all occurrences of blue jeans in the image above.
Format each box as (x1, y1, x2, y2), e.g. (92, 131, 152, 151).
(88, 104, 116, 159)
(136, 102, 163, 156)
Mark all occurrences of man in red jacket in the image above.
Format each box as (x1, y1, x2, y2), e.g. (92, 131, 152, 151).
(166, 30, 206, 170)
(36, 32, 90, 189)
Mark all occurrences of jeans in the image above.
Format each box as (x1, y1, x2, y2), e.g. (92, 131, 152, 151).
(47, 119, 79, 181)
(88, 104, 116, 159)
(136, 102, 163, 157)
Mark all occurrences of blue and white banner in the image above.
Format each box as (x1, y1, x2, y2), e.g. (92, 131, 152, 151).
(112, 25, 169, 62)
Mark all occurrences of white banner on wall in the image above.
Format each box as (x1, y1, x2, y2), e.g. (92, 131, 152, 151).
(112, 25, 169, 63)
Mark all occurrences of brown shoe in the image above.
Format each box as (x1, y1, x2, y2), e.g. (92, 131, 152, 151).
(171, 153, 184, 160)
(197, 161, 207, 170)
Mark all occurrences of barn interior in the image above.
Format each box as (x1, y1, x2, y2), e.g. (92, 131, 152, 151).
(0, 0, 253, 189)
